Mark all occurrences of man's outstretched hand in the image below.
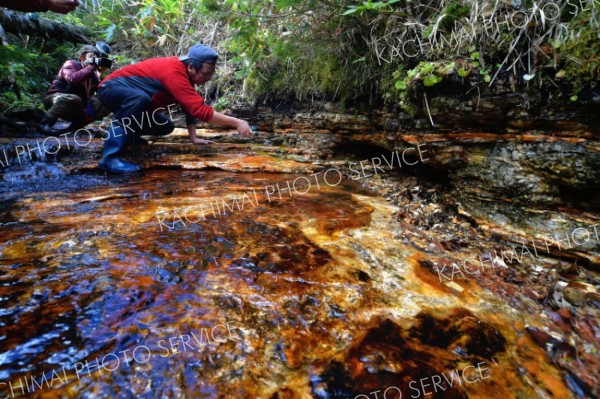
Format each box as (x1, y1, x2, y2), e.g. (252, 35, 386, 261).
(236, 120, 252, 138)
(47, 0, 79, 13)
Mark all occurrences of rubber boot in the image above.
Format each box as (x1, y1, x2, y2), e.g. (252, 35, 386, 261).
(98, 124, 141, 173)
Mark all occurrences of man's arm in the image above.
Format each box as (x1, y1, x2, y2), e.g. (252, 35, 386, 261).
(208, 111, 252, 138)
(0, 0, 49, 12)
(163, 66, 252, 138)
(0, 0, 78, 13)
(61, 61, 95, 85)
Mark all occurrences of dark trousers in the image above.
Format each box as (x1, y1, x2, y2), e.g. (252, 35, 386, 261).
(43, 93, 84, 121)
(98, 84, 175, 157)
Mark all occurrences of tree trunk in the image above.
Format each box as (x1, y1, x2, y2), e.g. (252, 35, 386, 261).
(0, 9, 90, 43)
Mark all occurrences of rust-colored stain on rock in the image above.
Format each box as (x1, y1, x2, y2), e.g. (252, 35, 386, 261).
(0, 146, 593, 399)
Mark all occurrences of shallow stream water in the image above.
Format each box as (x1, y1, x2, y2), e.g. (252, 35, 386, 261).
(0, 138, 592, 399)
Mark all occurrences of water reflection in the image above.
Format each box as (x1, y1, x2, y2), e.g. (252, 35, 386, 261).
(0, 167, 575, 398)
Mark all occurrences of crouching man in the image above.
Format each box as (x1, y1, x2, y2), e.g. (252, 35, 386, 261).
(97, 43, 252, 173)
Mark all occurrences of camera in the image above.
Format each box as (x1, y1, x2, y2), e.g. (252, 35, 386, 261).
(92, 57, 113, 69)
(88, 42, 113, 69)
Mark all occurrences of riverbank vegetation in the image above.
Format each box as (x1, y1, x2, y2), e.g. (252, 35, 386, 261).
(0, 0, 598, 116)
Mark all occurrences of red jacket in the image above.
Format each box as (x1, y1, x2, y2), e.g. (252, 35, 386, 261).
(0, 0, 50, 12)
(99, 57, 214, 122)
(46, 60, 100, 103)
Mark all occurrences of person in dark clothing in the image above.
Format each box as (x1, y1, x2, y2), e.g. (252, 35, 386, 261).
(97, 43, 252, 174)
(0, 0, 79, 13)
(40, 42, 112, 134)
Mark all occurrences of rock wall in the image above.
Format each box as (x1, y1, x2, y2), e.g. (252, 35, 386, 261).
(228, 93, 600, 268)
(233, 79, 600, 134)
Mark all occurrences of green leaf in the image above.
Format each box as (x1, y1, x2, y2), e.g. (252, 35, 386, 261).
(484, 74, 491, 83)
(422, 26, 433, 38)
(353, 56, 366, 63)
(104, 24, 116, 42)
(421, 62, 434, 74)
(470, 51, 480, 60)
(395, 80, 407, 90)
(457, 67, 471, 77)
(423, 74, 442, 87)
(570, 95, 578, 101)
(342, 7, 358, 15)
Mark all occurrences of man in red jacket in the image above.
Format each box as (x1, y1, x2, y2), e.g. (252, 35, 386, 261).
(0, 0, 79, 13)
(97, 43, 252, 173)
(40, 42, 112, 134)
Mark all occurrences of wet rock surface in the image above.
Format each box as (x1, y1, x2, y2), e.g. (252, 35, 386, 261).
(0, 120, 598, 399)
